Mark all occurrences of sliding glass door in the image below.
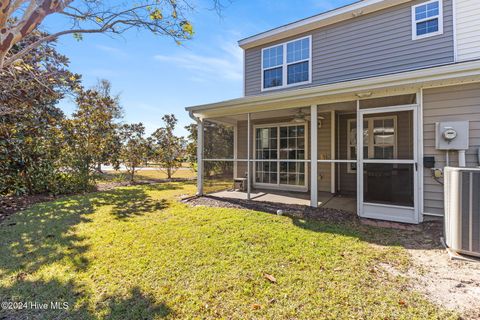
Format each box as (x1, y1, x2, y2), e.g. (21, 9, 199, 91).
(255, 123, 307, 190)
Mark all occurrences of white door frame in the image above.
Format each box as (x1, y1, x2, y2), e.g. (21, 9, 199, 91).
(357, 103, 421, 224)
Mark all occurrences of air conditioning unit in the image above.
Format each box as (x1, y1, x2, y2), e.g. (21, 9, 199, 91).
(444, 167, 480, 257)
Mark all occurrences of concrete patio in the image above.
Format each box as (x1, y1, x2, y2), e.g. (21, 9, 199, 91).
(208, 189, 357, 213)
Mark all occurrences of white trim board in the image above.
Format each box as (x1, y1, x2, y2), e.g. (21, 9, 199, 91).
(186, 60, 480, 118)
(252, 121, 309, 192)
(261, 35, 313, 92)
(411, 0, 444, 41)
(238, 0, 412, 49)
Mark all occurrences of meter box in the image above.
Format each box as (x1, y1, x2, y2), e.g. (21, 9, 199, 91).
(435, 121, 469, 150)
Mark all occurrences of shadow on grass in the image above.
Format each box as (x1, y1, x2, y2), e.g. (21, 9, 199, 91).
(90, 187, 171, 220)
(0, 196, 94, 276)
(0, 184, 179, 276)
(0, 279, 171, 320)
(105, 287, 172, 319)
(0, 183, 182, 319)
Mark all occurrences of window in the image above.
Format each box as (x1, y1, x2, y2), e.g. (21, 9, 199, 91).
(412, 0, 443, 40)
(255, 124, 307, 188)
(347, 117, 397, 172)
(262, 36, 311, 90)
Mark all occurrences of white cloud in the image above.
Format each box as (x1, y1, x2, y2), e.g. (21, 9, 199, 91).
(96, 45, 128, 58)
(153, 40, 243, 82)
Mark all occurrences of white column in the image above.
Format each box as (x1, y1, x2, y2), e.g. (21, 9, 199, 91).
(197, 120, 204, 196)
(233, 123, 238, 179)
(356, 100, 362, 217)
(247, 113, 251, 200)
(330, 110, 336, 194)
(310, 105, 318, 207)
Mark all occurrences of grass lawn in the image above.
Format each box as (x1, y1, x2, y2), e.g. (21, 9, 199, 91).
(0, 182, 456, 319)
(99, 168, 196, 182)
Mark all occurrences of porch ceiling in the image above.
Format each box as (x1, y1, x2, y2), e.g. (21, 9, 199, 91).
(207, 101, 356, 125)
(186, 60, 480, 119)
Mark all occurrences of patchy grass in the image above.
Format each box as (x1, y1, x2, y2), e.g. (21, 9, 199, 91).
(0, 182, 456, 319)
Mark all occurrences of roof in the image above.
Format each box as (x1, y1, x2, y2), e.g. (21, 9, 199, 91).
(186, 60, 480, 119)
(238, 0, 411, 49)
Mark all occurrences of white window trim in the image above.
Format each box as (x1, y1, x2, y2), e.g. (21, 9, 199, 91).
(261, 35, 312, 92)
(253, 122, 309, 191)
(411, 0, 443, 40)
(347, 116, 398, 173)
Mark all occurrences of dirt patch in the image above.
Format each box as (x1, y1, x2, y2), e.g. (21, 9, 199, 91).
(0, 194, 57, 223)
(404, 249, 480, 319)
(186, 195, 480, 319)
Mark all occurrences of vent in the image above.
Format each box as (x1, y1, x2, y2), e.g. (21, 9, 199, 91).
(444, 167, 480, 257)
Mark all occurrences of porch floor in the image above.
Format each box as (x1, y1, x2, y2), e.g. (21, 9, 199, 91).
(208, 189, 357, 213)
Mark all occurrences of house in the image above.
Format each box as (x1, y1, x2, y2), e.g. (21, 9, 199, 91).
(185, 0, 480, 224)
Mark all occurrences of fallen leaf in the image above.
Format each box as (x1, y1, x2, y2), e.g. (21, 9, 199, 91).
(263, 273, 277, 283)
(251, 303, 261, 310)
(16, 272, 27, 281)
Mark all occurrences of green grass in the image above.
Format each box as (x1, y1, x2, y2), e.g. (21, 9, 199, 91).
(98, 168, 196, 183)
(0, 182, 456, 319)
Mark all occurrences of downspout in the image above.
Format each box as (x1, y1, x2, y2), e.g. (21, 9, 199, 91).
(189, 111, 204, 195)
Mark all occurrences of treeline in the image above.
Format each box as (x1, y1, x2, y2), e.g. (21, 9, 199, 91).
(0, 31, 191, 196)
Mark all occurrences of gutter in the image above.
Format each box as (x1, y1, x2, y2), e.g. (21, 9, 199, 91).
(188, 110, 200, 122)
(186, 60, 480, 115)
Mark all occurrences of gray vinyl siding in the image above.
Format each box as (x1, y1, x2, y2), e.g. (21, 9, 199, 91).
(244, 0, 454, 96)
(337, 113, 357, 194)
(318, 112, 332, 192)
(423, 83, 480, 216)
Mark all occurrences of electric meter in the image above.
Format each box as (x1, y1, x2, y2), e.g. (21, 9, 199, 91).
(443, 127, 457, 142)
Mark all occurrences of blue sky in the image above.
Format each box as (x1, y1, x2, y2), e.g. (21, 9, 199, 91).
(48, 0, 355, 136)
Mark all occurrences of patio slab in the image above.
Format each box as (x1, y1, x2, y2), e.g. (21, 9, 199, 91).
(208, 190, 357, 213)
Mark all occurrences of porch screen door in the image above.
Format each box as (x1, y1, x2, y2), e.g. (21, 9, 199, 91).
(357, 104, 420, 224)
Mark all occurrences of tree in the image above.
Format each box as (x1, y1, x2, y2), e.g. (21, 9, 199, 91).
(0, 0, 225, 69)
(0, 29, 80, 117)
(151, 114, 185, 179)
(184, 123, 198, 171)
(0, 31, 79, 195)
(185, 121, 233, 172)
(119, 123, 149, 181)
(62, 86, 122, 190)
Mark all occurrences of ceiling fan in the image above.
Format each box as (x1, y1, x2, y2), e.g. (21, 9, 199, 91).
(291, 108, 325, 127)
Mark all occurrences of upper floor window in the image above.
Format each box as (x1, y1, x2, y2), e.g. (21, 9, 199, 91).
(262, 36, 311, 91)
(412, 0, 443, 40)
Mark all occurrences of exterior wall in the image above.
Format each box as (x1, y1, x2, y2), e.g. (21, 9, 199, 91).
(244, 0, 454, 96)
(337, 113, 357, 194)
(423, 83, 480, 215)
(318, 112, 332, 192)
(455, 0, 480, 62)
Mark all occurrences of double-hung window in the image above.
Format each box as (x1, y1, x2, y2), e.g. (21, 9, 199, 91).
(262, 36, 311, 91)
(412, 0, 443, 40)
